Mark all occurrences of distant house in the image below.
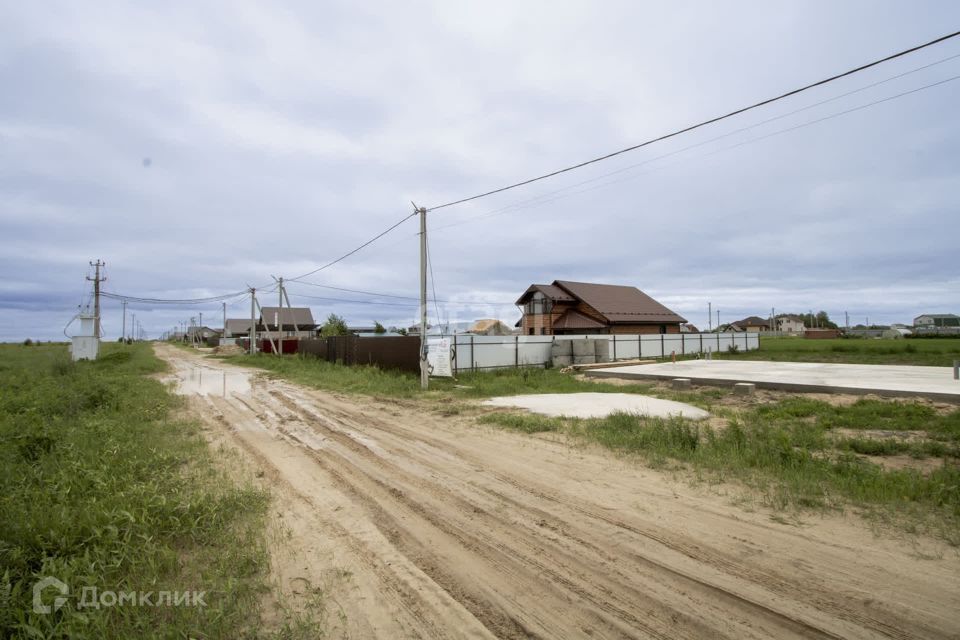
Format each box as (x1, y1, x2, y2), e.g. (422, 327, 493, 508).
(257, 307, 317, 339)
(914, 313, 959, 328)
(467, 319, 512, 336)
(776, 315, 806, 334)
(680, 323, 700, 333)
(729, 316, 771, 333)
(224, 319, 255, 338)
(186, 326, 220, 341)
(516, 280, 686, 335)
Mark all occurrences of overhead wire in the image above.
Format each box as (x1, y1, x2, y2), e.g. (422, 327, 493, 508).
(286, 212, 418, 282)
(285, 278, 515, 306)
(432, 70, 960, 233)
(425, 231, 442, 328)
(425, 29, 960, 212)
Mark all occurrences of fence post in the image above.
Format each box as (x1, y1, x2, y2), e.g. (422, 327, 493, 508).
(681, 332, 685, 355)
(471, 335, 475, 372)
(638, 334, 641, 359)
(660, 333, 664, 359)
(515, 335, 519, 369)
(612, 335, 617, 361)
(699, 333, 703, 353)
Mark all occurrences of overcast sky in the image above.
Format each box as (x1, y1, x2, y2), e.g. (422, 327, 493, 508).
(2, 1, 959, 340)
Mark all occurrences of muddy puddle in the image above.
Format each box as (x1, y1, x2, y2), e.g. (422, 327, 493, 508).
(171, 365, 251, 397)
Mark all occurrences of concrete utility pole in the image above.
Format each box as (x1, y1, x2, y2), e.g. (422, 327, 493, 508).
(708, 302, 712, 331)
(87, 260, 105, 338)
(198, 312, 203, 346)
(716, 309, 720, 330)
(131, 314, 136, 341)
(122, 299, 127, 341)
(222, 302, 227, 339)
(418, 206, 428, 390)
(249, 288, 257, 355)
(277, 277, 284, 357)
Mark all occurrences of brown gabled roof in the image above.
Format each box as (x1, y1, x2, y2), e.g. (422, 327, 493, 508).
(553, 280, 686, 324)
(515, 283, 576, 305)
(733, 316, 770, 328)
(225, 319, 254, 336)
(258, 306, 317, 328)
(552, 309, 606, 331)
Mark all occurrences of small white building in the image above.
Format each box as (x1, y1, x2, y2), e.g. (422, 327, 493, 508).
(70, 312, 99, 361)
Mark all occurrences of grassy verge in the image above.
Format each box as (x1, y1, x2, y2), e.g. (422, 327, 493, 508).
(730, 337, 960, 366)
(482, 397, 960, 543)
(0, 343, 279, 639)
(223, 353, 656, 399)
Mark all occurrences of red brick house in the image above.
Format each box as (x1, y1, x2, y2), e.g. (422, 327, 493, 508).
(516, 280, 686, 335)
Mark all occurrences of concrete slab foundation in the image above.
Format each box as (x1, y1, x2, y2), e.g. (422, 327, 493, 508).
(672, 378, 692, 390)
(586, 360, 960, 402)
(482, 393, 709, 420)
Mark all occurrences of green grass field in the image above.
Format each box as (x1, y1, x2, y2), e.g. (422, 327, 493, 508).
(0, 344, 304, 639)
(730, 336, 960, 366)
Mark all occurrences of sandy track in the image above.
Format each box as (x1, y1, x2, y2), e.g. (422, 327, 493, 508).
(156, 345, 960, 639)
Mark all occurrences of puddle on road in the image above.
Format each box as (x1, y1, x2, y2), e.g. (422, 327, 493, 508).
(172, 366, 251, 397)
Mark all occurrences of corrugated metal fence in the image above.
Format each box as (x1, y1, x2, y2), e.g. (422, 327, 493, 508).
(429, 333, 759, 374)
(299, 336, 420, 373)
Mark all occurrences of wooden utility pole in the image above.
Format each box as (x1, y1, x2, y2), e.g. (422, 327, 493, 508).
(87, 260, 105, 338)
(418, 206, 428, 390)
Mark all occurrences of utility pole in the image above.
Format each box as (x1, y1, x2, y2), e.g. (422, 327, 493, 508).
(771, 307, 775, 334)
(417, 206, 428, 390)
(249, 288, 257, 355)
(222, 302, 227, 339)
(131, 314, 136, 341)
(277, 277, 284, 357)
(87, 260, 105, 338)
(716, 309, 720, 330)
(198, 312, 203, 346)
(122, 299, 127, 341)
(708, 302, 712, 331)
(845, 311, 850, 330)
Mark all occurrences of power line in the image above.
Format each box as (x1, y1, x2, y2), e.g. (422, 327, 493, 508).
(426, 232, 442, 327)
(101, 290, 249, 304)
(286, 212, 418, 282)
(284, 291, 420, 307)
(433, 70, 960, 232)
(285, 278, 515, 306)
(425, 29, 960, 212)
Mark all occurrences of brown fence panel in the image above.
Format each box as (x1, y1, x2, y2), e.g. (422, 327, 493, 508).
(260, 339, 300, 354)
(298, 336, 419, 373)
(354, 336, 420, 373)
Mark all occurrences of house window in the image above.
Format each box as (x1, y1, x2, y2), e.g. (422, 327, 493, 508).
(528, 328, 535, 335)
(659, 324, 667, 334)
(524, 292, 552, 316)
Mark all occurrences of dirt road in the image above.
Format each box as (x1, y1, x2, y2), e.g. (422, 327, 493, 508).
(157, 344, 960, 639)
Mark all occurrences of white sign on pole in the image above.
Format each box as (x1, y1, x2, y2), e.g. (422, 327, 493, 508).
(428, 338, 453, 377)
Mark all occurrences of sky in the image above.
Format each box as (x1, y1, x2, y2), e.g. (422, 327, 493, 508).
(2, 1, 959, 341)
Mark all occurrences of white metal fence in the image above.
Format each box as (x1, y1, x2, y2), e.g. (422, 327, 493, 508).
(428, 332, 759, 374)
